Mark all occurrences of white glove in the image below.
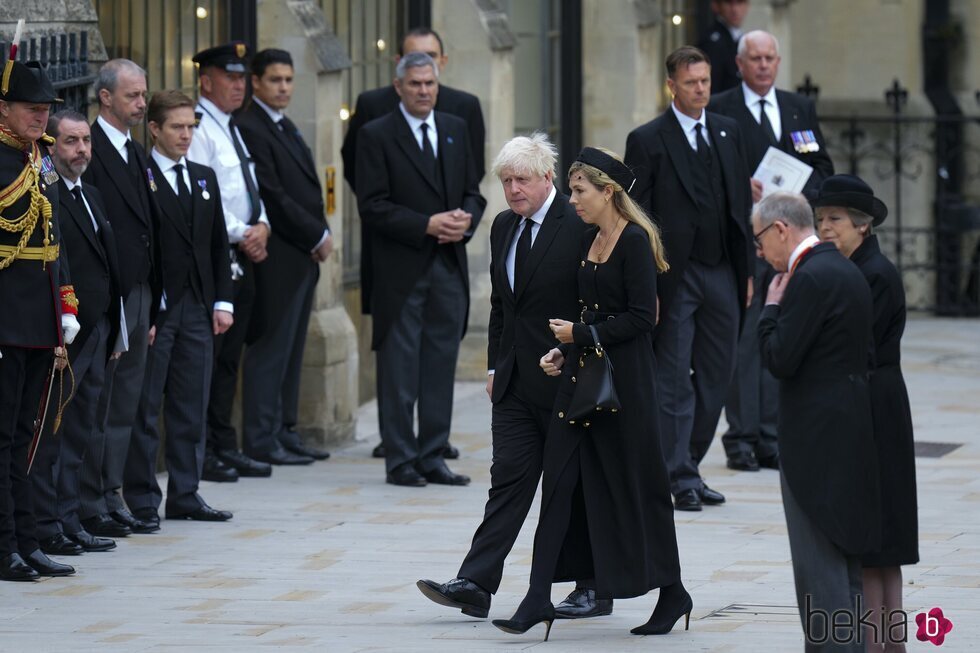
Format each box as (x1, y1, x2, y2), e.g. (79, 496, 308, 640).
(62, 313, 81, 345)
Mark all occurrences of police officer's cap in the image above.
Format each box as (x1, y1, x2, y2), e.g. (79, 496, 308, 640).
(0, 60, 62, 104)
(192, 42, 250, 73)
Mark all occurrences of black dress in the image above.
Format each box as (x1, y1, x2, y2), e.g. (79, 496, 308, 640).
(851, 236, 919, 567)
(533, 223, 681, 599)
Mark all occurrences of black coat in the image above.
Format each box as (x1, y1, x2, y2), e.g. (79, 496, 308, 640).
(355, 109, 486, 350)
(542, 224, 680, 598)
(235, 102, 329, 338)
(0, 141, 67, 348)
(850, 236, 919, 567)
(342, 83, 486, 314)
(147, 157, 233, 321)
(56, 180, 122, 358)
(758, 242, 881, 556)
(487, 192, 587, 409)
(709, 85, 834, 192)
(624, 108, 753, 321)
(698, 17, 740, 94)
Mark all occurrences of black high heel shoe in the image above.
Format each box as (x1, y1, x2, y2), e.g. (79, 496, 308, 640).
(492, 603, 557, 641)
(630, 583, 693, 635)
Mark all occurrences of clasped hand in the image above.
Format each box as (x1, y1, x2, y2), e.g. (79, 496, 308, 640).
(427, 209, 472, 244)
(539, 347, 564, 376)
(548, 318, 574, 344)
(240, 223, 269, 263)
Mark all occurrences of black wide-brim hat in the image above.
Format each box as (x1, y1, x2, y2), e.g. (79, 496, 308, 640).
(0, 60, 62, 104)
(807, 174, 888, 226)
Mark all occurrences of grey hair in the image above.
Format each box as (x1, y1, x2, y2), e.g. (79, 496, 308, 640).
(395, 51, 438, 80)
(491, 132, 557, 179)
(754, 191, 814, 231)
(96, 59, 147, 96)
(737, 30, 780, 57)
(815, 205, 875, 235)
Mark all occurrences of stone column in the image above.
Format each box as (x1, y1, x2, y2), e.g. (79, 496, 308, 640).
(256, 0, 358, 446)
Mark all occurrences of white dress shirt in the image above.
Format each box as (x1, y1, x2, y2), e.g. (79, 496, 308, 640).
(506, 186, 556, 291)
(398, 103, 438, 157)
(186, 96, 269, 244)
(251, 96, 330, 252)
(151, 147, 234, 316)
(96, 114, 131, 163)
(62, 176, 98, 233)
(742, 83, 782, 142)
(671, 102, 711, 150)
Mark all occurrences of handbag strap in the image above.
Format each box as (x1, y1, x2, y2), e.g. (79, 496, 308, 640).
(588, 324, 605, 355)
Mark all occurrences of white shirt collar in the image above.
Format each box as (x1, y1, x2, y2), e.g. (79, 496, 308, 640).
(96, 114, 131, 152)
(742, 82, 777, 110)
(252, 96, 284, 123)
(150, 146, 188, 173)
(788, 234, 821, 272)
(671, 101, 707, 135)
(198, 96, 231, 128)
(524, 186, 557, 224)
(62, 175, 82, 191)
(398, 102, 435, 135)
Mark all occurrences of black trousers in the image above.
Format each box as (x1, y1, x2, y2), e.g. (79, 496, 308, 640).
(0, 345, 50, 556)
(457, 379, 550, 593)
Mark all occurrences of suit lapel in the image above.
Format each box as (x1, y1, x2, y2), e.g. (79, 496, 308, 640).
(497, 212, 521, 300)
(707, 115, 740, 215)
(59, 179, 105, 263)
(776, 90, 800, 151)
(435, 114, 457, 201)
(515, 195, 565, 300)
(149, 158, 194, 244)
(91, 121, 150, 227)
(393, 110, 442, 194)
(253, 105, 318, 184)
(661, 110, 698, 205)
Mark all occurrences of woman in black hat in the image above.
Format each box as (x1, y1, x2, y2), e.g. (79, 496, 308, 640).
(812, 174, 919, 650)
(492, 147, 691, 640)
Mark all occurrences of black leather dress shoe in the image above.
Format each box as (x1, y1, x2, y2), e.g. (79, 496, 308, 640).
(66, 530, 116, 552)
(132, 507, 161, 530)
(110, 509, 159, 534)
(700, 484, 726, 505)
(282, 440, 331, 461)
(674, 489, 702, 511)
(165, 503, 233, 522)
(39, 533, 83, 556)
(422, 465, 470, 486)
(218, 449, 272, 477)
(0, 552, 39, 581)
(386, 465, 427, 487)
(372, 443, 386, 458)
(251, 447, 314, 466)
(23, 549, 75, 576)
(82, 513, 131, 537)
(726, 451, 760, 472)
(442, 444, 460, 459)
(202, 454, 239, 483)
(417, 577, 491, 618)
(757, 453, 780, 470)
(555, 587, 614, 619)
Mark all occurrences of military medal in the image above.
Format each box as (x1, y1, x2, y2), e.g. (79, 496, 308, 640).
(146, 167, 157, 192)
(39, 155, 59, 185)
(198, 178, 210, 200)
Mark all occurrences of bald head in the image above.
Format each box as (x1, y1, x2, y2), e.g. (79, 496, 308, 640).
(736, 30, 780, 96)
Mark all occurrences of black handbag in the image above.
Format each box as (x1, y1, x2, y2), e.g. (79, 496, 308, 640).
(565, 325, 621, 423)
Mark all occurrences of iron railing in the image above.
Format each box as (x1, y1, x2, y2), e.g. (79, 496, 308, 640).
(1, 31, 98, 114)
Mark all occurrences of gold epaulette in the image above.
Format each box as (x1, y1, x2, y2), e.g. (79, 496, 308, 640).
(40, 133, 55, 146)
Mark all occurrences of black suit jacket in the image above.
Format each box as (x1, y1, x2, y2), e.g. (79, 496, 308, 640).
(356, 109, 486, 350)
(147, 157, 233, 321)
(624, 108, 753, 320)
(342, 84, 486, 314)
(709, 85, 834, 192)
(698, 18, 740, 94)
(758, 242, 881, 555)
(57, 180, 122, 357)
(236, 102, 329, 337)
(488, 192, 587, 409)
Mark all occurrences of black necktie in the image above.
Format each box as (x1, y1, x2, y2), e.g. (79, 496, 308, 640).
(420, 122, 437, 175)
(174, 163, 193, 226)
(759, 99, 778, 146)
(278, 116, 314, 169)
(514, 218, 533, 289)
(70, 186, 97, 232)
(125, 139, 142, 181)
(227, 116, 262, 224)
(694, 123, 711, 166)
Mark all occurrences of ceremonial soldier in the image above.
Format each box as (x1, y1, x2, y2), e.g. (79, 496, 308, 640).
(0, 44, 77, 580)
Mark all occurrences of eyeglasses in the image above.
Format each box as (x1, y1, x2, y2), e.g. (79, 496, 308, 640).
(753, 222, 776, 248)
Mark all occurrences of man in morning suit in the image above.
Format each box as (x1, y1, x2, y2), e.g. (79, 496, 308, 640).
(709, 30, 834, 473)
(624, 46, 753, 512)
(356, 52, 486, 487)
(34, 111, 124, 557)
(755, 192, 880, 652)
(697, 0, 750, 94)
(0, 56, 76, 581)
(124, 90, 235, 522)
(236, 49, 333, 463)
(342, 27, 485, 461)
(418, 134, 607, 620)
(81, 59, 161, 536)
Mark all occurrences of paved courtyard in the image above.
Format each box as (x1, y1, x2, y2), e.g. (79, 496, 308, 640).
(1, 317, 978, 652)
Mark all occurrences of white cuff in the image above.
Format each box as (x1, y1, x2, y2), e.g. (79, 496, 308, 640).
(213, 301, 234, 315)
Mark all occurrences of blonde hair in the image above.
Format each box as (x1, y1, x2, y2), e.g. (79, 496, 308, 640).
(568, 148, 669, 272)
(491, 132, 557, 179)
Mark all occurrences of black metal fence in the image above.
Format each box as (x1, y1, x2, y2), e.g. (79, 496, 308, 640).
(799, 76, 980, 316)
(1, 31, 98, 114)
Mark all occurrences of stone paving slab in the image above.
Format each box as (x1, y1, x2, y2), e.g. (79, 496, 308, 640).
(1, 317, 978, 652)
